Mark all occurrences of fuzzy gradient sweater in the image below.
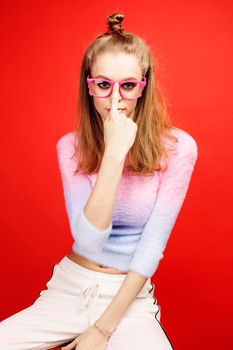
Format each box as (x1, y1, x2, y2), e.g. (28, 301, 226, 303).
(56, 128, 198, 278)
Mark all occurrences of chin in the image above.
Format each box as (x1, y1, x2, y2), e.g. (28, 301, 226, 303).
(100, 114, 106, 122)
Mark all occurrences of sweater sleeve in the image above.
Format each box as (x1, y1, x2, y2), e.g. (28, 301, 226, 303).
(128, 131, 198, 278)
(56, 132, 112, 254)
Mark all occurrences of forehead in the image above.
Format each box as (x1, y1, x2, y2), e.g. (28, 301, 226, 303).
(91, 52, 142, 79)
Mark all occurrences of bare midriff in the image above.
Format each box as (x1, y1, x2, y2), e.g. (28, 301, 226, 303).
(66, 250, 127, 275)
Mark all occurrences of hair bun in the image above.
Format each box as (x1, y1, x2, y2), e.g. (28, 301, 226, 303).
(107, 13, 124, 34)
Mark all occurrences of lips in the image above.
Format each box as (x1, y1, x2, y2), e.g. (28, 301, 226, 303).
(106, 108, 125, 110)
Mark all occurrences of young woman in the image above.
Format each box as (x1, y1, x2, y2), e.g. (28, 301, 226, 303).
(0, 12, 198, 350)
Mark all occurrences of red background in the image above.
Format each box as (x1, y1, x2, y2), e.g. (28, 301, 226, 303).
(1, 1, 232, 349)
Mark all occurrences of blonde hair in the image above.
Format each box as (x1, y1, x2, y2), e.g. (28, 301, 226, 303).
(73, 12, 179, 176)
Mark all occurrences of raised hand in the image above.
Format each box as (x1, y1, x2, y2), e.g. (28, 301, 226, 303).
(103, 82, 138, 160)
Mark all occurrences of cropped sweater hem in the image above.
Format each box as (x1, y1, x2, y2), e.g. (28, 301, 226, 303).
(72, 242, 132, 273)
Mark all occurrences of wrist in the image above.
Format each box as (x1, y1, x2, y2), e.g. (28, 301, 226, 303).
(103, 149, 126, 165)
(94, 320, 117, 337)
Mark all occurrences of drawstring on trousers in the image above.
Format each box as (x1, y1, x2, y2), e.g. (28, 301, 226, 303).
(81, 281, 101, 309)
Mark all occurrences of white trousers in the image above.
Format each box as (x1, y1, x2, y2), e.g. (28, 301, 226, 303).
(0, 255, 174, 349)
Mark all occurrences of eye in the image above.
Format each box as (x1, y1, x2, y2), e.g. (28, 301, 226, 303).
(96, 80, 110, 89)
(122, 82, 136, 90)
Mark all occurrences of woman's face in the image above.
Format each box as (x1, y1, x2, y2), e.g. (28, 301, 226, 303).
(89, 52, 143, 122)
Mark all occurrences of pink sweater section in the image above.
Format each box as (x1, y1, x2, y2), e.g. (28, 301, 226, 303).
(56, 128, 198, 278)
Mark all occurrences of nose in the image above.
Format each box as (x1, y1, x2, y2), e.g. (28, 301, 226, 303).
(111, 82, 122, 101)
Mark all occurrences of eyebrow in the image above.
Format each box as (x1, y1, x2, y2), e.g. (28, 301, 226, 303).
(94, 75, 139, 81)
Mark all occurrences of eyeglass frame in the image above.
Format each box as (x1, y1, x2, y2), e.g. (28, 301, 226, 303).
(86, 74, 147, 100)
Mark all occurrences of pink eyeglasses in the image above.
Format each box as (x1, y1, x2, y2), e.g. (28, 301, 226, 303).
(86, 75, 147, 100)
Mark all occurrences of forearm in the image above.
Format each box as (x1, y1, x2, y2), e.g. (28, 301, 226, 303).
(84, 151, 125, 230)
(97, 271, 148, 333)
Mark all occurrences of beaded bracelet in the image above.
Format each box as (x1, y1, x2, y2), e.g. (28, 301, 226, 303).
(94, 321, 115, 337)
